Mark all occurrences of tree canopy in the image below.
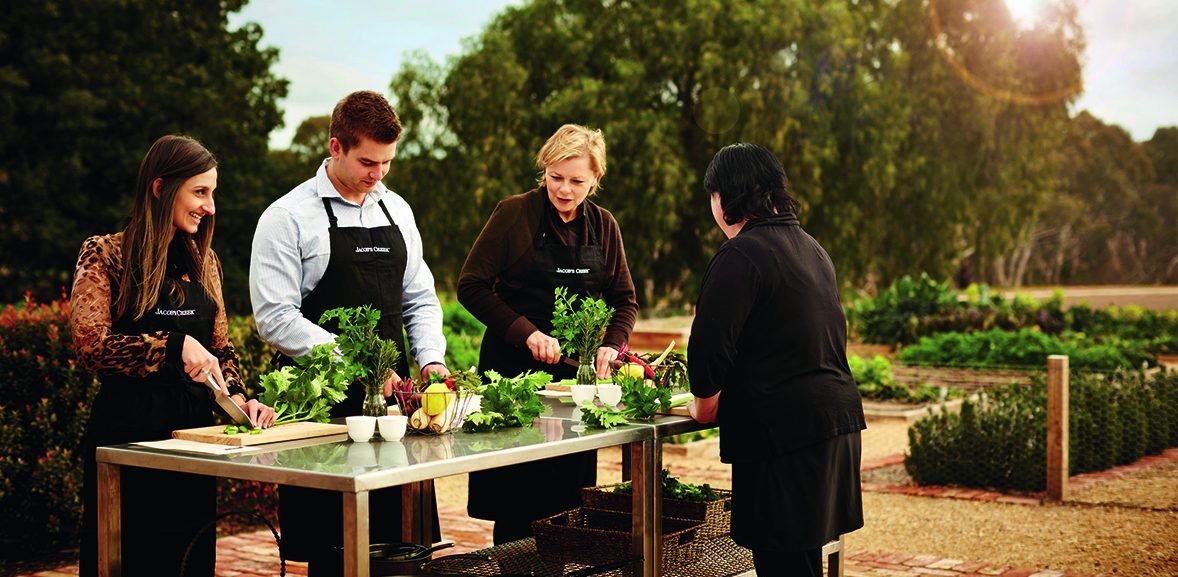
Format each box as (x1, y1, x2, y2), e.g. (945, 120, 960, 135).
(388, 0, 1105, 305)
(0, 0, 287, 308)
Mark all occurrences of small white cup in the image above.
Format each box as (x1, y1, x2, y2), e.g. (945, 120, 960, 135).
(346, 416, 376, 442)
(569, 384, 597, 406)
(596, 384, 622, 408)
(377, 415, 408, 442)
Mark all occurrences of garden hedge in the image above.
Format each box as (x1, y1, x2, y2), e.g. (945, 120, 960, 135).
(905, 369, 1178, 492)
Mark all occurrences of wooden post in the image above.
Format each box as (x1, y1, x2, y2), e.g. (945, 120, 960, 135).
(1047, 355, 1069, 501)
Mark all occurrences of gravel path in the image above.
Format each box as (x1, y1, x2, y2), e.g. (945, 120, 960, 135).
(436, 416, 1178, 576)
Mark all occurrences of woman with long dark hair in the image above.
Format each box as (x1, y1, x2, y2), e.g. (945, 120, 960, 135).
(71, 135, 275, 577)
(688, 143, 865, 576)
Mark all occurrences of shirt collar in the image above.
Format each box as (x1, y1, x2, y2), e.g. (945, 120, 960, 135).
(738, 212, 800, 235)
(313, 158, 386, 205)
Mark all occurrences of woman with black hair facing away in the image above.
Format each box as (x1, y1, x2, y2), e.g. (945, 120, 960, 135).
(71, 135, 276, 577)
(687, 143, 865, 576)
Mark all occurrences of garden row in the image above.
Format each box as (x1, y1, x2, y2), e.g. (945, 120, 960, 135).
(845, 273, 1177, 355)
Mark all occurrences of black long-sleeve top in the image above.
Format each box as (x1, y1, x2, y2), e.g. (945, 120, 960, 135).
(688, 213, 865, 463)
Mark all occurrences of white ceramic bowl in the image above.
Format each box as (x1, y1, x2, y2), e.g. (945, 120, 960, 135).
(346, 415, 376, 442)
(596, 384, 622, 407)
(377, 415, 408, 441)
(569, 384, 597, 405)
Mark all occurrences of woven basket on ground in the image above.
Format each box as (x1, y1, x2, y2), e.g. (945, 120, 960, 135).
(580, 483, 732, 539)
(532, 507, 703, 573)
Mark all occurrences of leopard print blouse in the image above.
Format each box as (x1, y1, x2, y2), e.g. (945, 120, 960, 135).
(70, 232, 244, 394)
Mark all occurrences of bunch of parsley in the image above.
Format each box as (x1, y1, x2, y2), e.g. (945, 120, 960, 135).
(258, 306, 399, 424)
(550, 287, 614, 365)
(462, 370, 551, 432)
(617, 373, 671, 421)
(579, 402, 628, 429)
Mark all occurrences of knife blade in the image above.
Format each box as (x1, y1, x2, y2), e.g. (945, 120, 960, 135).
(202, 374, 254, 429)
(560, 356, 580, 368)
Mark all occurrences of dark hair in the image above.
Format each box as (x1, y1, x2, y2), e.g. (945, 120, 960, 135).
(330, 90, 402, 151)
(118, 135, 219, 320)
(703, 143, 798, 225)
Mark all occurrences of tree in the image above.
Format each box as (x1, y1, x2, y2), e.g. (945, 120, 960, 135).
(0, 0, 288, 309)
(389, 0, 1085, 303)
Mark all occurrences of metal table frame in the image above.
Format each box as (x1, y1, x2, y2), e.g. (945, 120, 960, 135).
(95, 407, 669, 577)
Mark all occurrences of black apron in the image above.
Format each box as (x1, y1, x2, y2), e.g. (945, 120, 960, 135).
(80, 267, 219, 577)
(277, 197, 438, 574)
(467, 202, 607, 531)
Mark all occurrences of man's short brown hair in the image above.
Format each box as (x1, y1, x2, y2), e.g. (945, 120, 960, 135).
(330, 90, 402, 151)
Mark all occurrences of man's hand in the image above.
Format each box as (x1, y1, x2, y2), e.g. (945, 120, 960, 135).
(421, 362, 450, 381)
(383, 372, 402, 397)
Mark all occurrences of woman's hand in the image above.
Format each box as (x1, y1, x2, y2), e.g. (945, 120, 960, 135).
(232, 394, 277, 429)
(182, 334, 224, 386)
(526, 330, 562, 364)
(688, 391, 721, 424)
(595, 346, 619, 379)
(383, 371, 402, 398)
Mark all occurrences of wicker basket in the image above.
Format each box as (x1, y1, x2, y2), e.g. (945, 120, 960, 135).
(393, 389, 474, 435)
(532, 507, 702, 573)
(580, 483, 732, 539)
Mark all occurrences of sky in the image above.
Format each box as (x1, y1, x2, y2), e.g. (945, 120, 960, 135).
(228, 0, 1178, 149)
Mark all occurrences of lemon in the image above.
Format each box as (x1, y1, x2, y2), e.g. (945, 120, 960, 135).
(422, 382, 453, 416)
(617, 363, 646, 380)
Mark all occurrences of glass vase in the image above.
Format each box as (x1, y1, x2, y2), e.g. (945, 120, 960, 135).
(362, 382, 387, 417)
(576, 358, 597, 386)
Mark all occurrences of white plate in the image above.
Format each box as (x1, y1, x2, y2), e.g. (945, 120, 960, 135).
(536, 389, 572, 397)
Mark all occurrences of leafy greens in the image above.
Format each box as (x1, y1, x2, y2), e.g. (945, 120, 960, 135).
(461, 370, 551, 433)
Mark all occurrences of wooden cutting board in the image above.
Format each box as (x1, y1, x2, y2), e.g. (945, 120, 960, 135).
(172, 421, 347, 446)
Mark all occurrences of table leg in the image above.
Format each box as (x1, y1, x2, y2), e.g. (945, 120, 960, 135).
(343, 491, 370, 577)
(97, 462, 122, 577)
(630, 437, 661, 577)
(400, 480, 435, 545)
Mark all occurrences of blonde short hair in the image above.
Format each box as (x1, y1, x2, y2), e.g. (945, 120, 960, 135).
(535, 124, 607, 190)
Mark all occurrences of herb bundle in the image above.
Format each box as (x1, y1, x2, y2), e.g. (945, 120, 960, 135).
(617, 373, 671, 421)
(462, 370, 551, 432)
(551, 286, 614, 383)
(258, 305, 400, 424)
(579, 402, 628, 429)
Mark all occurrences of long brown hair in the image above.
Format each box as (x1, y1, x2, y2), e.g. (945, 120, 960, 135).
(116, 135, 219, 321)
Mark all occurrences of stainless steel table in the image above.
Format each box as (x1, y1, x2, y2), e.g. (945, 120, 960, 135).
(95, 410, 665, 577)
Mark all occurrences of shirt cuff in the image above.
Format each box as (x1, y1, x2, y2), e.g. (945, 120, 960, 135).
(415, 350, 447, 369)
(504, 315, 540, 347)
(225, 377, 247, 399)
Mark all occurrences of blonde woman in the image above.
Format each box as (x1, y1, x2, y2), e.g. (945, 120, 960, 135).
(457, 123, 639, 543)
(71, 135, 275, 577)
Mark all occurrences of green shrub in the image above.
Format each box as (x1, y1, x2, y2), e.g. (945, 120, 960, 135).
(849, 354, 955, 403)
(439, 296, 484, 372)
(905, 370, 1178, 492)
(0, 296, 100, 554)
(897, 328, 1155, 371)
(846, 273, 959, 345)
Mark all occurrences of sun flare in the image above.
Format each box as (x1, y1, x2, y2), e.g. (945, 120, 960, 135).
(1004, 0, 1048, 28)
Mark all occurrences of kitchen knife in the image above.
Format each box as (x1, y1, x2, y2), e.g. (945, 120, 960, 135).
(203, 374, 254, 429)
